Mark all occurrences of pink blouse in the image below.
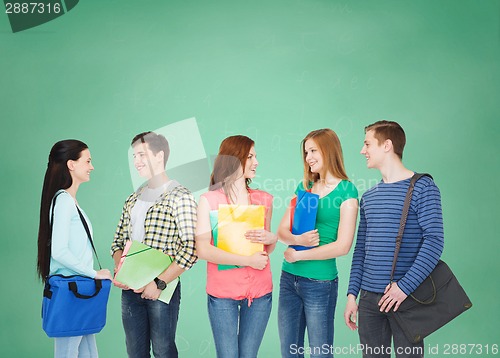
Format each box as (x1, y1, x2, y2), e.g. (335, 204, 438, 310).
(202, 188, 273, 304)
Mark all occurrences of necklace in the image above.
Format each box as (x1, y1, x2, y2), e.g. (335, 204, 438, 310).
(322, 178, 340, 188)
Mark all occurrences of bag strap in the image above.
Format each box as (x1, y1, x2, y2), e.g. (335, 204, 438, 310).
(50, 191, 102, 271)
(68, 279, 102, 299)
(76, 206, 102, 270)
(389, 173, 433, 282)
(49, 191, 64, 236)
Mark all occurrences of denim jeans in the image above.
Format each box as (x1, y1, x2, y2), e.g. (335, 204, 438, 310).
(207, 292, 272, 358)
(121, 283, 181, 358)
(358, 289, 424, 358)
(278, 271, 339, 358)
(54, 335, 98, 358)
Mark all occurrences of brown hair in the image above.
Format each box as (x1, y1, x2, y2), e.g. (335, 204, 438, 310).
(131, 131, 170, 167)
(210, 135, 255, 200)
(302, 129, 348, 185)
(364, 120, 406, 159)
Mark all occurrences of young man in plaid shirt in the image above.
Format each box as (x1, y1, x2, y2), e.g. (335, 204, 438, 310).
(111, 131, 197, 358)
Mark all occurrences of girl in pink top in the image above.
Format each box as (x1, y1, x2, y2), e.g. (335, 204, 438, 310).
(196, 135, 277, 358)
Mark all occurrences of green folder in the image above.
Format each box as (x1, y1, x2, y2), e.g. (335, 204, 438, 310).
(114, 240, 179, 304)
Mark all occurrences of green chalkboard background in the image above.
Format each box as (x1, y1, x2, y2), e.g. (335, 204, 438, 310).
(1, 0, 498, 357)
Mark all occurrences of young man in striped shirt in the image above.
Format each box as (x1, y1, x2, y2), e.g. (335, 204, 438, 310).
(344, 121, 444, 358)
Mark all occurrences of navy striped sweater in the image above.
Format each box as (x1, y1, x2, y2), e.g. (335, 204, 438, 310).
(347, 175, 444, 296)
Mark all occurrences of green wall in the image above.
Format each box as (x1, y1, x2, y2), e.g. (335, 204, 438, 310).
(1, 1, 499, 356)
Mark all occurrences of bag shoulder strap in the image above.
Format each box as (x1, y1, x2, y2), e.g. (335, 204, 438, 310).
(389, 173, 433, 282)
(49, 191, 64, 233)
(76, 206, 102, 270)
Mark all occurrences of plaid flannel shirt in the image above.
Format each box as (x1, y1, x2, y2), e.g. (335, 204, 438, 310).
(111, 183, 198, 270)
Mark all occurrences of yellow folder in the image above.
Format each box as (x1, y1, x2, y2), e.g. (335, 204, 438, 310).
(217, 204, 265, 256)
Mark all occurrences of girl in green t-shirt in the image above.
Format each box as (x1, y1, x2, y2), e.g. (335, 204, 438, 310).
(277, 128, 359, 357)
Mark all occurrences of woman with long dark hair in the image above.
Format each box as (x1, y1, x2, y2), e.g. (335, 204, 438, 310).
(37, 140, 112, 358)
(195, 135, 277, 358)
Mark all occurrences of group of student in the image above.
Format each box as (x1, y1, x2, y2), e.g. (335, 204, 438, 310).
(36, 120, 444, 358)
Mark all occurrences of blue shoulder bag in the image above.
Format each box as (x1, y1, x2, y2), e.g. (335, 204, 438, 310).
(42, 192, 111, 337)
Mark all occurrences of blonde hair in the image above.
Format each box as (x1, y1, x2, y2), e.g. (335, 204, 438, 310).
(302, 129, 348, 185)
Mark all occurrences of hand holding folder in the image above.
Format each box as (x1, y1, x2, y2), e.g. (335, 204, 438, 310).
(217, 204, 265, 256)
(289, 190, 319, 251)
(114, 241, 179, 304)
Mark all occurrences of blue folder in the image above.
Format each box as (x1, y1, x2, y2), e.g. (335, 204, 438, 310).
(290, 190, 319, 251)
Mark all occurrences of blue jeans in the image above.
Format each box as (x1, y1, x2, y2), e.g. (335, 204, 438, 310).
(358, 289, 424, 358)
(121, 283, 181, 358)
(207, 292, 272, 358)
(54, 335, 98, 358)
(278, 271, 339, 358)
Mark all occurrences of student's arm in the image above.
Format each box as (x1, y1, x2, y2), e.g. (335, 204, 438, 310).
(284, 198, 358, 262)
(168, 190, 199, 276)
(112, 250, 122, 270)
(51, 193, 96, 278)
(344, 294, 359, 330)
(277, 198, 320, 247)
(195, 196, 268, 269)
(111, 197, 131, 289)
(138, 190, 198, 300)
(111, 196, 132, 260)
(137, 262, 186, 299)
(156, 263, 185, 286)
(379, 180, 444, 312)
(245, 202, 278, 254)
(344, 198, 367, 329)
(347, 198, 367, 297)
(398, 180, 444, 294)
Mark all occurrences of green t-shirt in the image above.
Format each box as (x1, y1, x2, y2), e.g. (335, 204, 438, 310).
(282, 180, 358, 280)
